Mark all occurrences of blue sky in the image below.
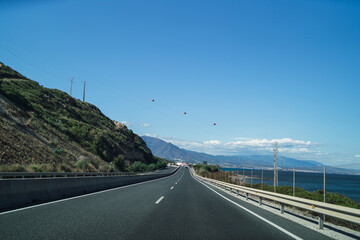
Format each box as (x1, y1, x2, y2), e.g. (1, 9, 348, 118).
(1, 0, 359, 166)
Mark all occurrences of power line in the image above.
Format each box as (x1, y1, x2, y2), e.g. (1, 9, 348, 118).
(0, 41, 69, 81)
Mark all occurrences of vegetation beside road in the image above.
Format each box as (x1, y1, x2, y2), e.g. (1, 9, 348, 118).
(193, 163, 220, 176)
(251, 183, 360, 231)
(128, 158, 168, 172)
(201, 170, 360, 231)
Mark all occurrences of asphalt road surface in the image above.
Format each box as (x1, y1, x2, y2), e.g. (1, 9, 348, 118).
(0, 167, 331, 240)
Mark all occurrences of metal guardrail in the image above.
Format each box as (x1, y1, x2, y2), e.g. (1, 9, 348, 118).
(192, 168, 360, 229)
(0, 172, 133, 179)
(0, 167, 177, 179)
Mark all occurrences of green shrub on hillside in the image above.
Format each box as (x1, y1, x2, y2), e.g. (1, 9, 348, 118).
(129, 157, 168, 172)
(0, 164, 26, 172)
(131, 161, 148, 172)
(156, 158, 167, 169)
(0, 62, 28, 79)
(148, 163, 156, 171)
(113, 154, 125, 171)
(193, 163, 220, 176)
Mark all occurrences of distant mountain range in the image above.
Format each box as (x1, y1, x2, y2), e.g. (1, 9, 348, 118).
(142, 136, 360, 175)
(142, 136, 322, 168)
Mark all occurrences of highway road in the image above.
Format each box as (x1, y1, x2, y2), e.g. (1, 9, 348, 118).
(0, 167, 331, 240)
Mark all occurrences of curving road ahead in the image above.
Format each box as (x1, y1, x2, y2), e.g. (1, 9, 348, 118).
(0, 167, 331, 240)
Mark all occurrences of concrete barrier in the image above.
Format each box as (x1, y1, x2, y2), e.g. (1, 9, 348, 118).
(0, 169, 178, 211)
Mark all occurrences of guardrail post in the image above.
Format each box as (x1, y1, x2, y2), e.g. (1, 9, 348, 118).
(280, 203, 284, 214)
(246, 193, 249, 200)
(259, 197, 262, 206)
(236, 190, 239, 196)
(318, 214, 324, 229)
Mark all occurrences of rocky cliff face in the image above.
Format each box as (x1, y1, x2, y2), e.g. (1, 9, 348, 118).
(0, 62, 155, 172)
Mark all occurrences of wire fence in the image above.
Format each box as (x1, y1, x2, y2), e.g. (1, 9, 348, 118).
(204, 165, 360, 204)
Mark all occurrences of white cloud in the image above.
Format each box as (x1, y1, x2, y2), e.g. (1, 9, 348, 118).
(144, 133, 159, 137)
(227, 138, 312, 149)
(354, 155, 360, 158)
(279, 148, 311, 153)
(203, 140, 221, 145)
(120, 121, 132, 127)
(140, 123, 151, 128)
(161, 137, 318, 157)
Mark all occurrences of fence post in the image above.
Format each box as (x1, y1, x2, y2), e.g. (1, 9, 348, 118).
(293, 168, 295, 197)
(323, 166, 326, 203)
(324, 166, 326, 223)
(251, 170, 253, 188)
(237, 170, 240, 185)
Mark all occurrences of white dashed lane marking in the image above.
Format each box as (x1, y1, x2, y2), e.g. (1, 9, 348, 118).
(155, 196, 164, 204)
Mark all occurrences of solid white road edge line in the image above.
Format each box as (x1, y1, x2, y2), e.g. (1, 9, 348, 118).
(0, 167, 182, 216)
(155, 196, 164, 204)
(191, 173, 303, 240)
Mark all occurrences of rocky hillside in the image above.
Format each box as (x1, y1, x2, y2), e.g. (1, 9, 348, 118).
(0, 62, 161, 172)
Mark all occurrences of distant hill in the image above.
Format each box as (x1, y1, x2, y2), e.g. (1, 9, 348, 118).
(0, 62, 158, 172)
(143, 136, 360, 174)
(142, 136, 323, 168)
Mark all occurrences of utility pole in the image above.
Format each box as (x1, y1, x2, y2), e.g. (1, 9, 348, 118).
(83, 81, 86, 102)
(273, 142, 278, 192)
(69, 78, 73, 96)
